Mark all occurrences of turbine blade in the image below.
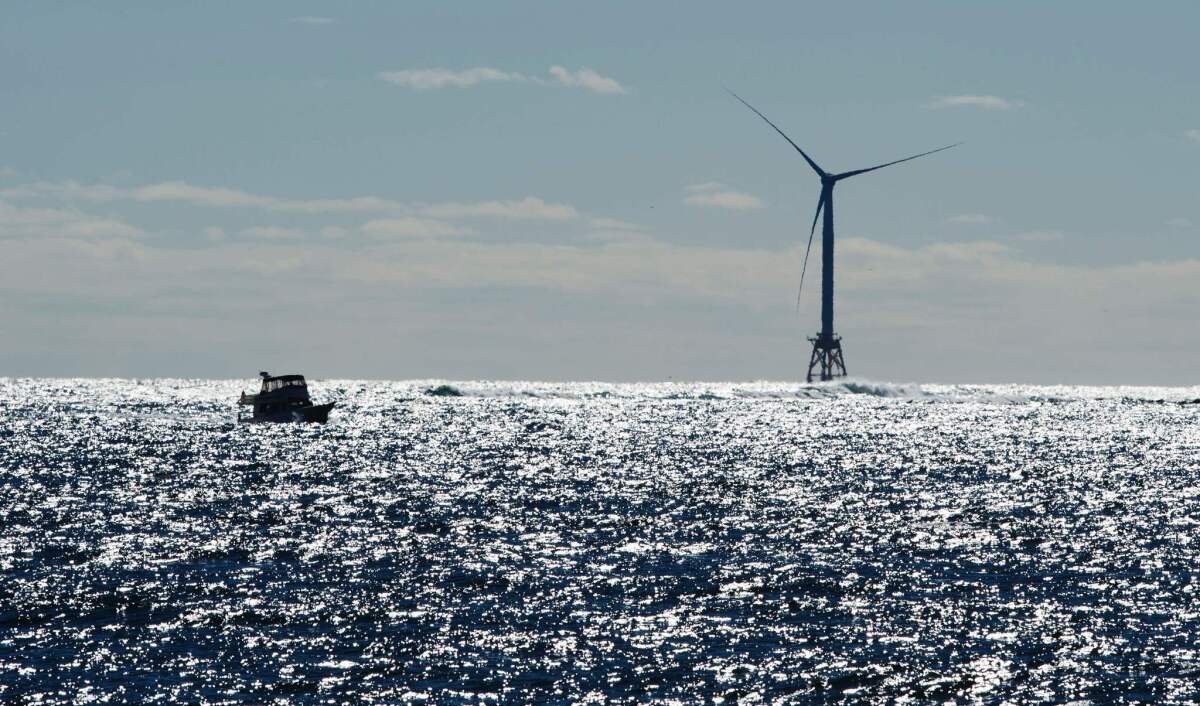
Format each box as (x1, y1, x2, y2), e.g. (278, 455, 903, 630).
(835, 142, 961, 180)
(726, 89, 828, 178)
(797, 190, 826, 312)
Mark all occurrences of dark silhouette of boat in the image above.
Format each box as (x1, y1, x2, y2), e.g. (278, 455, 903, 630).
(238, 372, 334, 423)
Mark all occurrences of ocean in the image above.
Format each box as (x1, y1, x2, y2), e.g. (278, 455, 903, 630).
(2, 378, 1199, 704)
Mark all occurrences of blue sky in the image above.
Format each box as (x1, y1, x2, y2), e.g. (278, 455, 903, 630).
(1, 2, 1198, 383)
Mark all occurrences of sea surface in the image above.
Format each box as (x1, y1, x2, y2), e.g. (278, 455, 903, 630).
(3, 378, 1200, 704)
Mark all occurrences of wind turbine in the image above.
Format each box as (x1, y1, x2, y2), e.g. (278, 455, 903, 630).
(728, 90, 959, 382)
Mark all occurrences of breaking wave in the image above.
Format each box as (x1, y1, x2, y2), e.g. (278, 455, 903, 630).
(323, 378, 1200, 405)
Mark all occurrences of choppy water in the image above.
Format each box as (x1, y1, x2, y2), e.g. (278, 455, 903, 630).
(3, 378, 1200, 704)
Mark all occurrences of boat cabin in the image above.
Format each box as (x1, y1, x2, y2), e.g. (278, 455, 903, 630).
(260, 374, 308, 394)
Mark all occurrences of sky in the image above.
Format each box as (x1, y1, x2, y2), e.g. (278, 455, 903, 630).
(1, 2, 1198, 384)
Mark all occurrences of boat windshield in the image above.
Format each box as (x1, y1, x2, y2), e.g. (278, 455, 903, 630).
(263, 377, 307, 392)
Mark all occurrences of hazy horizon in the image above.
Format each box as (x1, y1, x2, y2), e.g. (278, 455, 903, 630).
(5, 376, 1200, 393)
(3, 2, 1198, 385)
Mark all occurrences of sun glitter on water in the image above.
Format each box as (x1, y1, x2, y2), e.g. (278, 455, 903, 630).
(2, 378, 1199, 703)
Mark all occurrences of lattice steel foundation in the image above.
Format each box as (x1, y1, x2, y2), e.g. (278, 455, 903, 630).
(806, 334, 847, 383)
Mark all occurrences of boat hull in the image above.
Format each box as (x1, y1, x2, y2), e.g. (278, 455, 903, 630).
(240, 402, 335, 424)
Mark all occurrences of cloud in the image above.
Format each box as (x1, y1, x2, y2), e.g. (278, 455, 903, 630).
(361, 217, 470, 239)
(203, 226, 226, 242)
(59, 218, 143, 239)
(928, 95, 1020, 111)
(135, 181, 276, 209)
(589, 218, 646, 232)
(242, 225, 303, 240)
(547, 66, 627, 94)
(1184, 129, 1200, 144)
(1016, 230, 1065, 243)
(47, 228, 1175, 337)
(0, 200, 143, 240)
(1, 180, 123, 202)
(683, 183, 764, 211)
(133, 181, 402, 214)
(378, 68, 527, 90)
(685, 192, 765, 210)
(320, 225, 350, 238)
(585, 218, 651, 243)
(378, 66, 626, 94)
(6, 215, 1200, 382)
(0, 166, 19, 178)
(289, 16, 335, 25)
(420, 197, 578, 221)
(945, 214, 993, 225)
(8, 178, 579, 222)
(1166, 217, 1193, 228)
(5, 225, 1194, 314)
(65, 237, 147, 262)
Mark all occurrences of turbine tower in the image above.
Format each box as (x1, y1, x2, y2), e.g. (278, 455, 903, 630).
(729, 91, 959, 382)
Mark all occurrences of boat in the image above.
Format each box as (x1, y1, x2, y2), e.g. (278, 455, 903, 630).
(238, 372, 335, 423)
